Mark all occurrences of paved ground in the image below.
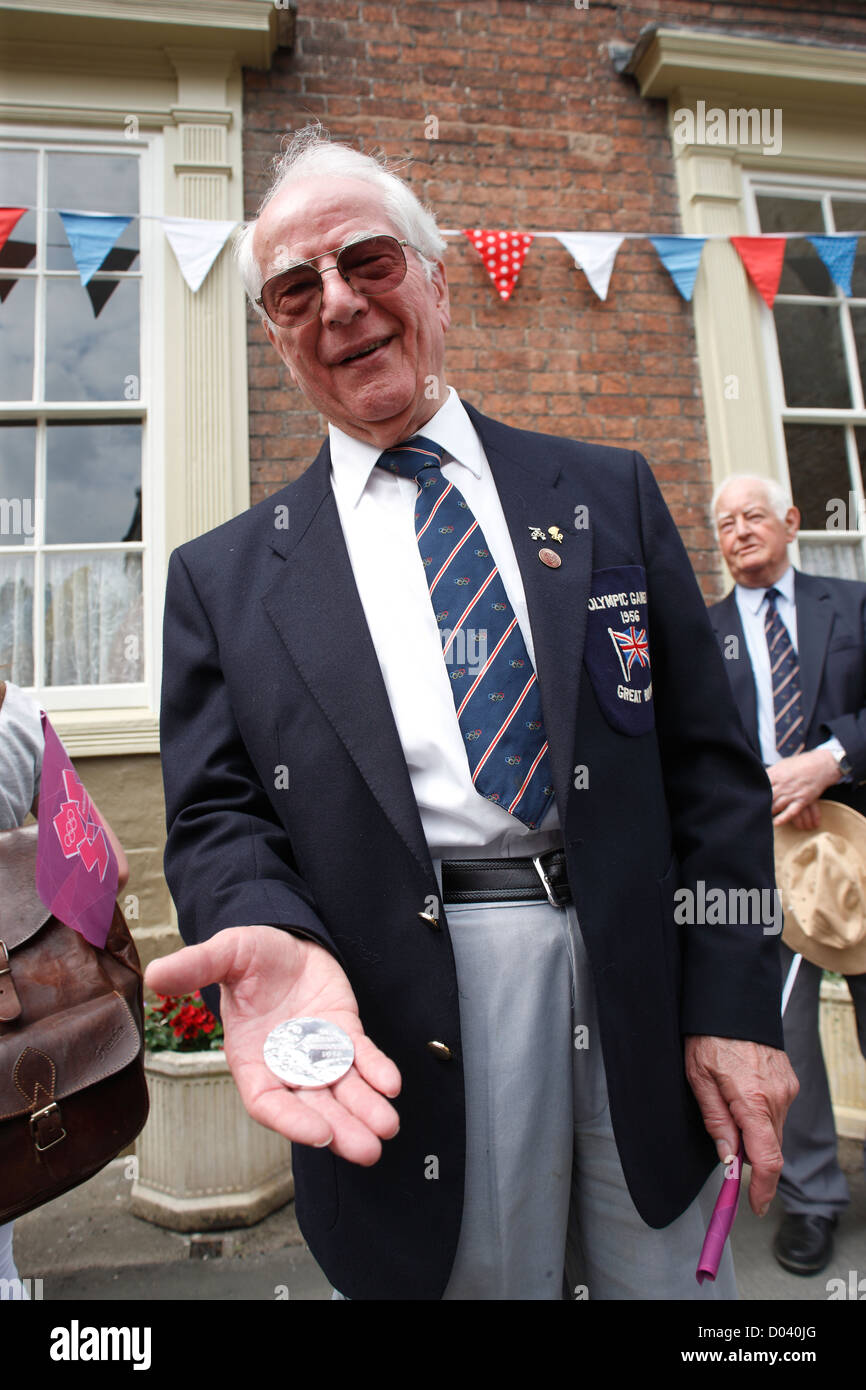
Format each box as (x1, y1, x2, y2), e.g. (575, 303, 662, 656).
(12, 1139, 865, 1302)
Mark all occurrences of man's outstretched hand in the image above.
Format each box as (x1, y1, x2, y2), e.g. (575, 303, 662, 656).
(145, 926, 402, 1166)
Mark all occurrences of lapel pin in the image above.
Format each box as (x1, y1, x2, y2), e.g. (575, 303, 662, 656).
(548, 526, 564, 544)
(538, 547, 562, 569)
(529, 526, 547, 541)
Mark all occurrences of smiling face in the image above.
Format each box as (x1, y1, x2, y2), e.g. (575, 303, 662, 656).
(253, 177, 451, 448)
(714, 478, 800, 589)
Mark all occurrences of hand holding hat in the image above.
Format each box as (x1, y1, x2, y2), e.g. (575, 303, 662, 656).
(774, 801, 866, 976)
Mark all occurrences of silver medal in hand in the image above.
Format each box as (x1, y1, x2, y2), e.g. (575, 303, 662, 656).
(263, 1017, 355, 1089)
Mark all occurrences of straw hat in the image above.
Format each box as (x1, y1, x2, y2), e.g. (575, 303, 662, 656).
(774, 801, 866, 975)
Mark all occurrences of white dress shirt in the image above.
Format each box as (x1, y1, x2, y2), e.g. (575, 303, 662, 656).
(734, 565, 843, 768)
(328, 387, 561, 859)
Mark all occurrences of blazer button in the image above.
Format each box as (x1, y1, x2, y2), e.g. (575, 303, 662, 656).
(417, 910, 440, 930)
(427, 1040, 453, 1061)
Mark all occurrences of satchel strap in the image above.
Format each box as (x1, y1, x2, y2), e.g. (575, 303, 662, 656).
(0, 825, 51, 949)
(0, 680, 5, 710)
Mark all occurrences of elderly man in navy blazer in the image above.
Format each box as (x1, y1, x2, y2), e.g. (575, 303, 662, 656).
(709, 473, 866, 1278)
(147, 129, 797, 1301)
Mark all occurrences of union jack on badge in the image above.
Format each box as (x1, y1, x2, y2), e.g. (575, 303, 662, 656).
(583, 565, 654, 737)
(608, 625, 650, 679)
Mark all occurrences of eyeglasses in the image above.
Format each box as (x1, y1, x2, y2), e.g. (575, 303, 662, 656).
(256, 234, 420, 328)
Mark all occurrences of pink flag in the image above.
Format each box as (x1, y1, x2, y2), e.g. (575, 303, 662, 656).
(696, 1138, 744, 1284)
(35, 713, 118, 949)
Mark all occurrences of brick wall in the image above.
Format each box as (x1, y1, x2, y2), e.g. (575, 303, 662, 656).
(242, 0, 866, 597)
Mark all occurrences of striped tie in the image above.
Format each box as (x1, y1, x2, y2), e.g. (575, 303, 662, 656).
(377, 435, 554, 829)
(764, 587, 805, 757)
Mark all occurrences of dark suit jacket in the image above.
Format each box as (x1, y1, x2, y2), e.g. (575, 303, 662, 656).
(708, 571, 866, 815)
(160, 404, 783, 1300)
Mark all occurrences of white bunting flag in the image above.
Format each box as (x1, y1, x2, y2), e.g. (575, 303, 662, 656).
(160, 217, 237, 293)
(554, 232, 626, 302)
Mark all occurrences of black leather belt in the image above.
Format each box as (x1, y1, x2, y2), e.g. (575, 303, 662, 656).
(441, 849, 571, 908)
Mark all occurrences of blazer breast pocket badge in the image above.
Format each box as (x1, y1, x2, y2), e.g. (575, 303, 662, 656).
(584, 565, 654, 735)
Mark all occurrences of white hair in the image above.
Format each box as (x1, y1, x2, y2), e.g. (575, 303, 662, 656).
(711, 473, 793, 526)
(233, 124, 447, 319)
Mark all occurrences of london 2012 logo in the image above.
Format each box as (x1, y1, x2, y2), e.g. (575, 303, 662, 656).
(51, 766, 111, 881)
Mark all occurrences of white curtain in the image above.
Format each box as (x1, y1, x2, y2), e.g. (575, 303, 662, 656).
(798, 540, 865, 582)
(45, 552, 142, 685)
(0, 554, 34, 685)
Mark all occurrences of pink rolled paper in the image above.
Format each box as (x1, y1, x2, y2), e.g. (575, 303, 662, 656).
(35, 712, 118, 949)
(695, 1138, 744, 1284)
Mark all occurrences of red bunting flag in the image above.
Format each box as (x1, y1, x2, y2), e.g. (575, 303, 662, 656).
(463, 228, 534, 301)
(0, 207, 26, 255)
(730, 236, 787, 309)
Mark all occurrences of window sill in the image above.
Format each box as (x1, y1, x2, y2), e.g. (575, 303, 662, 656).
(50, 707, 159, 756)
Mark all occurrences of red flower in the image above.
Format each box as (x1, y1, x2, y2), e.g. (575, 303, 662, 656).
(146, 989, 223, 1051)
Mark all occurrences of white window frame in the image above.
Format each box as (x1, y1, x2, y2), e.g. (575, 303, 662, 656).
(0, 122, 165, 714)
(0, 0, 271, 753)
(744, 171, 866, 577)
(628, 26, 866, 593)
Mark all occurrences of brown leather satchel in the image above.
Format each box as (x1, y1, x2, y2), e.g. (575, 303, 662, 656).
(0, 683, 148, 1222)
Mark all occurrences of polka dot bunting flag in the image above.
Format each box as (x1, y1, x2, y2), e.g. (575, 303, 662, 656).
(462, 228, 534, 302)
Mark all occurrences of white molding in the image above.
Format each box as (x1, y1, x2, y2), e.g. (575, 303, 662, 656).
(172, 162, 234, 176)
(672, 143, 780, 491)
(0, 401, 146, 418)
(50, 710, 160, 756)
(0, 1, 279, 69)
(0, 42, 174, 77)
(630, 28, 866, 107)
(1, 0, 276, 26)
(169, 109, 233, 127)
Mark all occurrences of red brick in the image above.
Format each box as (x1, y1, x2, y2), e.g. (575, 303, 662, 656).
(239, 0, 866, 574)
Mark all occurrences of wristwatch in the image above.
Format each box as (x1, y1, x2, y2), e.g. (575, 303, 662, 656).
(831, 745, 853, 779)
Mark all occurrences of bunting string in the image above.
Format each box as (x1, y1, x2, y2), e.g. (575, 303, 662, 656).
(0, 204, 862, 306)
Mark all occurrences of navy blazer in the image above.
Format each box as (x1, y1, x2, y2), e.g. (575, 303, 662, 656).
(161, 405, 783, 1300)
(708, 571, 866, 816)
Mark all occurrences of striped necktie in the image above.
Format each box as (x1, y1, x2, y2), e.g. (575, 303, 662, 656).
(377, 435, 554, 829)
(764, 587, 805, 757)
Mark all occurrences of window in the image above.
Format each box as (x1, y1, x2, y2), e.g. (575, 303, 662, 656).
(748, 178, 866, 580)
(0, 137, 149, 709)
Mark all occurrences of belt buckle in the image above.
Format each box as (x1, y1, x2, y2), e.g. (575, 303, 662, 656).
(532, 854, 565, 910)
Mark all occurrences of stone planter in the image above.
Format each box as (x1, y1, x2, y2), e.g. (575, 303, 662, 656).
(131, 1049, 293, 1231)
(820, 979, 866, 1141)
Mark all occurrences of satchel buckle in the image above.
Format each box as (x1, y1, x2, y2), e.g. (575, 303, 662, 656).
(30, 1102, 67, 1152)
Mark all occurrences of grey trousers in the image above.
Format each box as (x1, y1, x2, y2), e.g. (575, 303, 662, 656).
(778, 942, 866, 1218)
(336, 894, 737, 1300)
